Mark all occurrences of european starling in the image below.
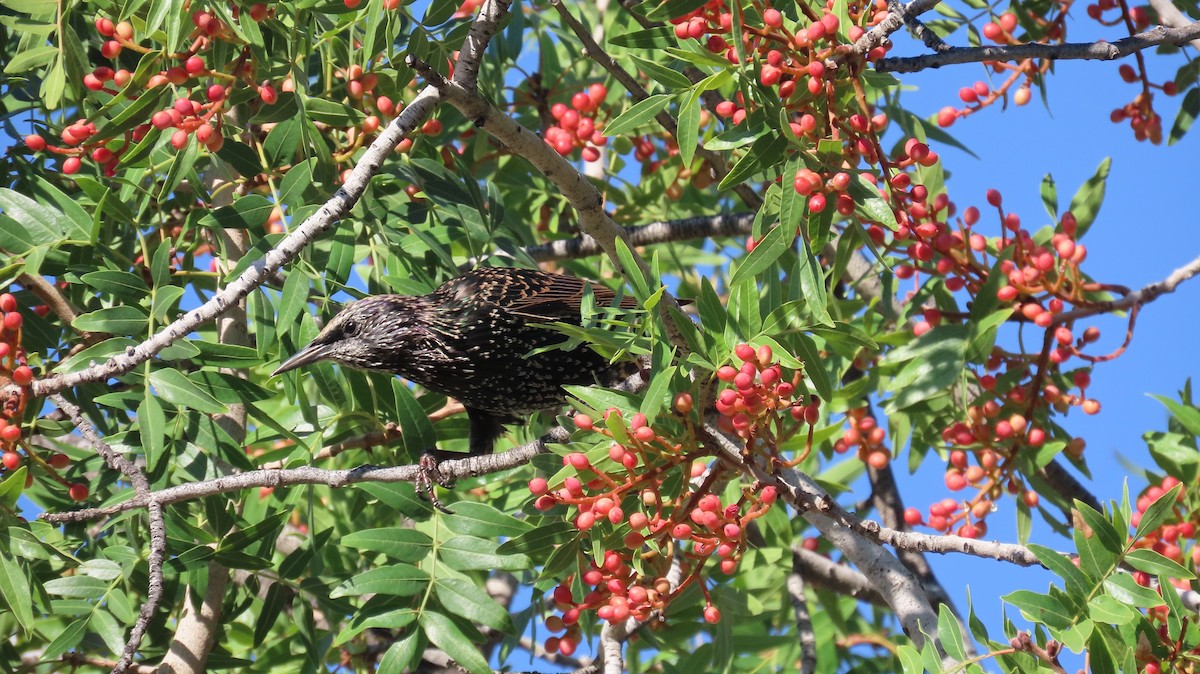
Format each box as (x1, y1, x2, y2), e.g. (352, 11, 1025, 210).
(274, 267, 636, 502)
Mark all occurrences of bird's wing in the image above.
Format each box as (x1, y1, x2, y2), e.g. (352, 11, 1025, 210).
(467, 268, 637, 324)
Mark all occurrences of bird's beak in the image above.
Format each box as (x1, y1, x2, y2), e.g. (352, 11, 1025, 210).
(273, 341, 335, 376)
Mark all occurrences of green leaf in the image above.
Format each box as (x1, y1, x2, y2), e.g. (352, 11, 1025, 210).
(148, 368, 227, 414)
(1103, 573, 1164, 608)
(439, 535, 531, 571)
(608, 27, 677, 49)
(848, 174, 898, 230)
(629, 54, 693, 89)
(150, 285, 185, 323)
(1002, 590, 1074, 630)
(81, 270, 150, 299)
(419, 611, 490, 674)
(0, 188, 65, 246)
(279, 159, 315, 210)
(442, 502, 533, 538)
(881, 325, 967, 409)
(0, 467, 26, 509)
(341, 528, 433, 562)
(676, 90, 701, 167)
(717, 132, 787, 191)
(305, 96, 367, 126)
(1040, 173, 1058, 220)
(1134, 483, 1183, 541)
(90, 608, 126, 656)
(392, 380, 437, 458)
(1029, 543, 1090, 596)
(263, 117, 302, 167)
(201, 194, 274, 231)
(0, 551, 33, 633)
(254, 583, 292, 647)
(496, 521, 575, 555)
(1168, 87, 1200, 145)
(434, 577, 513, 632)
(603, 94, 671, 136)
(729, 222, 796, 289)
(1066, 157, 1110, 238)
(44, 575, 108, 599)
(4, 44, 54, 73)
(937, 603, 967, 661)
(214, 140, 263, 177)
(1124, 548, 1195, 579)
(330, 564, 429, 598)
(73, 306, 149, 335)
(1088, 594, 1138, 624)
(1150, 394, 1200, 437)
(158, 133, 200, 200)
(376, 630, 422, 674)
(358, 482, 426, 516)
(41, 617, 87, 660)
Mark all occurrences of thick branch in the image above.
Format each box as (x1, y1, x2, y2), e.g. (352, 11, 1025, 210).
(1148, 0, 1200, 51)
(876, 21, 1200, 73)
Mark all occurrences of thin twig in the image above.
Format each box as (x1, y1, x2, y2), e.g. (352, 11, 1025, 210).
(523, 213, 755, 262)
(50, 394, 165, 674)
(876, 21, 1200, 73)
(41, 426, 571, 524)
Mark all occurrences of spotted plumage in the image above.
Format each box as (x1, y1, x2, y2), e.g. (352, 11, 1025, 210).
(274, 267, 636, 456)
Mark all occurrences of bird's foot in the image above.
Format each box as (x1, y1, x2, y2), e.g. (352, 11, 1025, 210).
(417, 451, 457, 514)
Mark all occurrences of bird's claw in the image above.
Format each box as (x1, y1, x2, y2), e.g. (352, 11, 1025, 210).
(418, 452, 455, 514)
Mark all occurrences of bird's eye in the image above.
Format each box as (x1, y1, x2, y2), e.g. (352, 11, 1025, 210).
(342, 319, 358, 337)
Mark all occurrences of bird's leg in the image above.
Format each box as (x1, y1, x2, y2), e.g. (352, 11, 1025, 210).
(415, 409, 507, 513)
(417, 450, 456, 513)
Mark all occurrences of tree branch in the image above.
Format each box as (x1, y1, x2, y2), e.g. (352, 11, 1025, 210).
(50, 394, 165, 674)
(787, 558, 818, 674)
(875, 21, 1200, 73)
(523, 213, 755, 262)
(41, 426, 571, 524)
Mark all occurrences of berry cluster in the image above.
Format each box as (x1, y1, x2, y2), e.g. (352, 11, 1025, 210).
(528, 343, 812, 647)
(883, 189, 1118, 535)
(24, 8, 279, 175)
(0, 293, 84, 501)
(545, 84, 609, 163)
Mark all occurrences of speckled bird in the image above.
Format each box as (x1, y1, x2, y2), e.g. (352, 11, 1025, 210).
(273, 266, 637, 457)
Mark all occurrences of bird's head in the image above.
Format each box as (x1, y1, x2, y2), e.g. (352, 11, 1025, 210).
(273, 295, 423, 376)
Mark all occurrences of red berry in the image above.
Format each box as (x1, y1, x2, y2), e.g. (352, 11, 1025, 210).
(1, 451, 19, 470)
(0, 294, 15, 313)
(207, 84, 225, 101)
(12, 366, 33, 386)
(62, 157, 82, 175)
(69, 483, 89, 501)
(49, 453, 70, 469)
(703, 605, 721, 623)
(184, 56, 205, 74)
